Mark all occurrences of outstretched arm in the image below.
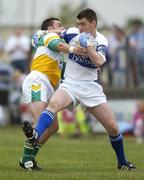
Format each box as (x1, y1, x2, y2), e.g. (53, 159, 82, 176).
(33, 31, 86, 55)
(57, 42, 86, 55)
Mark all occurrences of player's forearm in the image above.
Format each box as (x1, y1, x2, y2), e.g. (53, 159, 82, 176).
(57, 42, 70, 53)
(57, 42, 86, 55)
(87, 47, 104, 67)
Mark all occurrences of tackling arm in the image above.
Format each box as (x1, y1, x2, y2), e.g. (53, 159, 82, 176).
(40, 32, 86, 55)
(47, 37, 86, 55)
(57, 42, 86, 55)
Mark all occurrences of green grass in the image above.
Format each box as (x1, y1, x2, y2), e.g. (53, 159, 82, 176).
(0, 126, 144, 180)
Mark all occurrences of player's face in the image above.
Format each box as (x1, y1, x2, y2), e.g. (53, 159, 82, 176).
(52, 20, 64, 30)
(77, 18, 96, 34)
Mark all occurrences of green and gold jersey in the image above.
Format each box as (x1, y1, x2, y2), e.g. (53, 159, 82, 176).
(31, 31, 64, 87)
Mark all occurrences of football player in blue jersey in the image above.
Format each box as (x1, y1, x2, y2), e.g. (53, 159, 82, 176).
(23, 9, 136, 171)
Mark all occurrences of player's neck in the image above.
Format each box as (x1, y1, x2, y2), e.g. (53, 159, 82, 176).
(92, 30, 97, 38)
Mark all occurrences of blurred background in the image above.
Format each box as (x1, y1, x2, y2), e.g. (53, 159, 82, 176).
(0, 0, 144, 143)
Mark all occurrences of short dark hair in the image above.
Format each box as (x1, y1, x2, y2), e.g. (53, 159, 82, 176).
(41, 17, 60, 30)
(77, 8, 97, 25)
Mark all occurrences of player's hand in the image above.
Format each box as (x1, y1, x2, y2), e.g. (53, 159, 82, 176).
(79, 33, 95, 48)
(73, 46, 87, 56)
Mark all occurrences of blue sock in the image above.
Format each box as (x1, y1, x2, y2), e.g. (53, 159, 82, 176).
(35, 110, 54, 138)
(109, 133, 127, 165)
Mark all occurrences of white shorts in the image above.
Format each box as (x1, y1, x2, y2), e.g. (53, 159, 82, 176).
(59, 78, 107, 110)
(22, 71, 54, 103)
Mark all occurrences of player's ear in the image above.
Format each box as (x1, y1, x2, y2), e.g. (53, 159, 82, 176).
(91, 20, 96, 28)
(47, 26, 53, 31)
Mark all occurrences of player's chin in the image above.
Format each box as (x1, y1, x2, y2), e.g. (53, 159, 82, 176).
(80, 30, 89, 34)
(79, 30, 84, 33)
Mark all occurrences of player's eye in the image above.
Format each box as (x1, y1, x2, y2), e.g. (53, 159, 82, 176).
(80, 22, 86, 27)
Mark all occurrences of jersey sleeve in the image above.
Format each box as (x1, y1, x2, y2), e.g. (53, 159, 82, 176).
(96, 34, 108, 62)
(61, 27, 79, 43)
(43, 32, 64, 51)
(31, 30, 44, 48)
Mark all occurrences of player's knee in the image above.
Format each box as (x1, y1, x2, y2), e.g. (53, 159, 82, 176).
(48, 100, 59, 112)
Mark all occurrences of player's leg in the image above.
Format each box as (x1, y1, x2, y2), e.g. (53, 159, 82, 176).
(20, 72, 59, 170)
(23, 88, 74, 145)
(20, 101, 46, 170)
(39, 115, 59, 144)
(35, 88, 73, 138)
(21, 101, 59, 169)
(20, 101, 44, 169)
(87, 103, 118, 136)
(87, 102, 136, 170)
(29, 101, 59, 145)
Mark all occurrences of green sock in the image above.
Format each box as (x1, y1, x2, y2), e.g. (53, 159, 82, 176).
(31, 143, 42, 159)
(22, 140, 34, 162)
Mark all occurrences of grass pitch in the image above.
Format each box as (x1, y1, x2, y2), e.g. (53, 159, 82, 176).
(0, 126, 144, 180)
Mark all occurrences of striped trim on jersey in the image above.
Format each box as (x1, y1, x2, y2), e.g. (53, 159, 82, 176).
(44, 32, 60, 47)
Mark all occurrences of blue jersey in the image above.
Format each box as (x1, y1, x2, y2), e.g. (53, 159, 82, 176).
(62, 27, 108, 69)
(62, 27, 108, 81)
